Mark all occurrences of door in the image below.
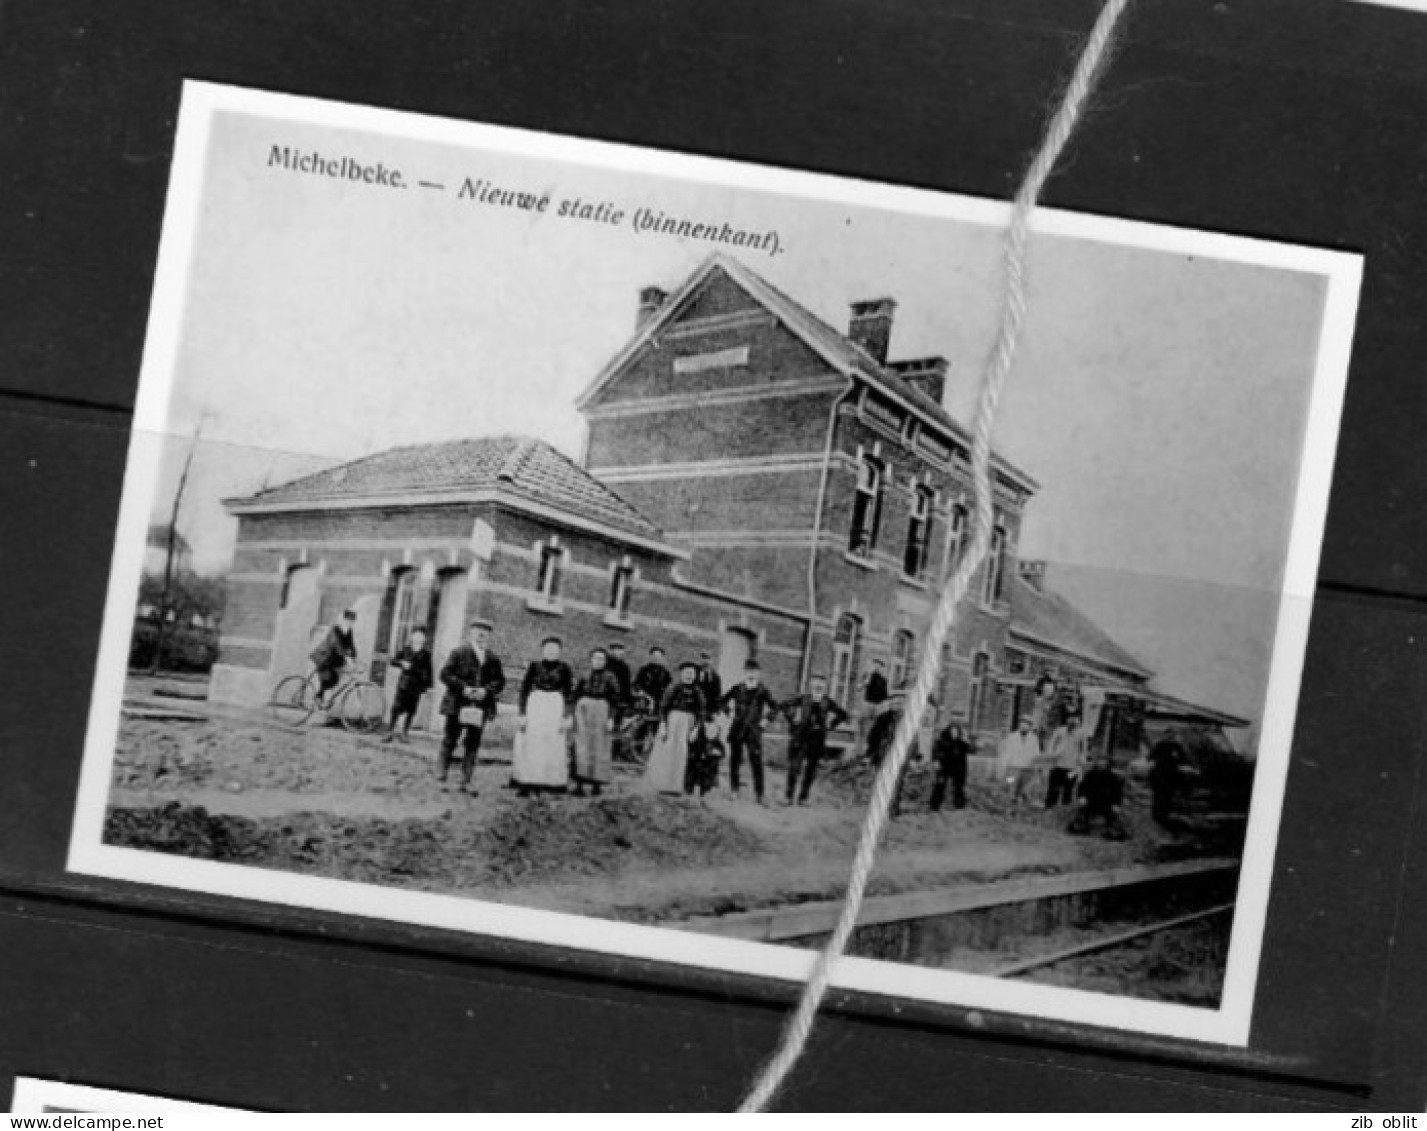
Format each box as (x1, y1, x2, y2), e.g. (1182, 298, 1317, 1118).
(718, 626, 755, 694)
(270, 565, 321, 683)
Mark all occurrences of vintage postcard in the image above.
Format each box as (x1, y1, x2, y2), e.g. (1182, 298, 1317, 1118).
(69, 82, 1360, 1045)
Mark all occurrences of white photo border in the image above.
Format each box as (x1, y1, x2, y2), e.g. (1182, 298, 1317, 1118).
(9, 1076, 240, 1114)
(67, 80, 1363, 1048)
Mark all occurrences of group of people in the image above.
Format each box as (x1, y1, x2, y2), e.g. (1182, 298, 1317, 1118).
(309, 613, 1189, 835)
(641, 662, 852, 807)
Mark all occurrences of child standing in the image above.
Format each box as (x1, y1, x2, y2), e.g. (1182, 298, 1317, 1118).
(382, 626, 433, 744)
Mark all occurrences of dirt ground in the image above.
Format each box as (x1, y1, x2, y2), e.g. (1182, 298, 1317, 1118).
(103, 683, 1233, 928)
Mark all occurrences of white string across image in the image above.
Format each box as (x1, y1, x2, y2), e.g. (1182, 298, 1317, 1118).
(737, 0, 1136, 1111)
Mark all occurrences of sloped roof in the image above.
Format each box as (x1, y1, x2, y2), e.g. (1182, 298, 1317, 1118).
(576, 252, 1038, 493)
(1008, 572, 1152, 680)
(226, 435, 665, 542)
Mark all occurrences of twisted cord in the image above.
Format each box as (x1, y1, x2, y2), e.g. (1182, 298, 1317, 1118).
(737, 0, 1135, 1112)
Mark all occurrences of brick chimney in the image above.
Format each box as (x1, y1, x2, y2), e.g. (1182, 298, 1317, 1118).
(890, 356, 949, 404)
(637, 286, 669, 329)
(848, 297, 896, 364)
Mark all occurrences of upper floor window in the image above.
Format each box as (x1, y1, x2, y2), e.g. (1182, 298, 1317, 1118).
(849, 457, 884, 558)
(947, 503, 968, 574)
(609, 564, 634, 619)
(903, 485, 935, 579)
(537, 543, 564, 601)
(982, 525, 1007, 606)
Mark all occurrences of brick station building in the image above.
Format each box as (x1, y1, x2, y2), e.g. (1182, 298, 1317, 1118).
(211, 253, 1246, 753)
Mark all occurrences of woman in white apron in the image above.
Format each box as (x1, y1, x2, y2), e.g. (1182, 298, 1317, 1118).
(514, 636, 574, 795)
(572, 647, 622, 796)
(643, 661, 707, 795)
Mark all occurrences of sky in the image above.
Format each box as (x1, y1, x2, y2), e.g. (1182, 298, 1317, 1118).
(139, 106, 1337, 726)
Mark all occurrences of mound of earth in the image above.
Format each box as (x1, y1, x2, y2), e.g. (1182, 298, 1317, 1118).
(104, 792, 766, 894)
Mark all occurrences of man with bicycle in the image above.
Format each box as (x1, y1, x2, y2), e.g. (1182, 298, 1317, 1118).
(310, 609, 358, 707)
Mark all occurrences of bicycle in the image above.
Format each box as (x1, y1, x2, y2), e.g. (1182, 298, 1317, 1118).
(267, 665, 387, 734)
(611, 690, 661, 768)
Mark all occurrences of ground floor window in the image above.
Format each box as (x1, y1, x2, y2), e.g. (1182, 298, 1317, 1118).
(831, 613, 862, 704)
(890, 628, 915, 690)
(968, 651, 991, 733)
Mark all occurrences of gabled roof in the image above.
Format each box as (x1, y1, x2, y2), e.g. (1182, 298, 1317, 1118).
(225, 435, 668, 546)
(575, 252, 1038, 493)
(1008, 572, 1152, 681)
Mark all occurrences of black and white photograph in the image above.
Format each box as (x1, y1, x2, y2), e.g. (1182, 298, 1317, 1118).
(69, 82, 1360, 1045)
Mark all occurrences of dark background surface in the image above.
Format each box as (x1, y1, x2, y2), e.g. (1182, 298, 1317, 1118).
(2, 0, 1426, 1112)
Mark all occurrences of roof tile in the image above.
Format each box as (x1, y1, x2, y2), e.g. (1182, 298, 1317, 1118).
(232, 436, 663, 540)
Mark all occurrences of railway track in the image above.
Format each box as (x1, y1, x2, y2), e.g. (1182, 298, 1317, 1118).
(991, 901, 1236, 979)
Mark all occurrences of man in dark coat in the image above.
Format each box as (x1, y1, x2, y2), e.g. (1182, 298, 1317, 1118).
(1067, 753, 1128, 840)
(780, 674, 848, 806)
(309, 609, 358, 704)
(719, 659, 779, 803)
(696, 650, 722, 715)
(929, 720, 972, 811)
(605, 641, 633, 709)
(436, 618, 506, 793)
(868, 689, 922, 818)
(1148, 729, 1188, 829)
(381, 625, 433, 744)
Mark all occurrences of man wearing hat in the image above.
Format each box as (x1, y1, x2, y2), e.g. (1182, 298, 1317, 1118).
(695, 650, 722, 715)
(309, 608, 359, 707)
(605, 641, 633, 710)
(719, 659, 779, 803)
(779, 673, 848, 806)
(436, 617, 506, 793)
(867, 687, 922, 818)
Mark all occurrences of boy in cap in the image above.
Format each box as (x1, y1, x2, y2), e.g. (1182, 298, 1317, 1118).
(382, 625, 433, 744)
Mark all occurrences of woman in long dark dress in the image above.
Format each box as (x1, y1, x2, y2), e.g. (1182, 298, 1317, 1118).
(514, 636, 574, 796)
(643, 661, 706, 795)
(572, 647, 622, 796)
